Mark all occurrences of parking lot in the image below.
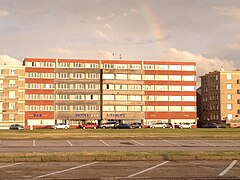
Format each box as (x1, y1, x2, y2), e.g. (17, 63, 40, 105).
(0, 139, 240, 153)
(0, 160, 239, 179)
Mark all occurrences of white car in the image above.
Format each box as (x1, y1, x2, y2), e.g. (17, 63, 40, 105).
(51, 123, 69, 129)
(179, 123, 192, 129)
(150, 123, 167, 128)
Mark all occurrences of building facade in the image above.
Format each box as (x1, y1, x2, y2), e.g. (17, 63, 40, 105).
(24, 58, 197, 128)
(200, 69, 240, 127)
(0, 65, 25, 129)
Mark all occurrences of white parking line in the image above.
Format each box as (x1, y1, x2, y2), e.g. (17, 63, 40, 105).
(67, 140, 73, 146)
(0, 163, 23, 169)
(33, 140, 35, 147)
(100, 140, 110, 146)
(195, 140, 216, 147)
(33, 162, 98, 179)
(132, 140, 145, 147)
(224, 140, 240, 146)
(219, 160, 237, 176)
(127, 161, 169, 178)
(163, 140, 181, 146)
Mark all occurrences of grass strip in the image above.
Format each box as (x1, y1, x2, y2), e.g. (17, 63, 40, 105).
(0, 151, 239, 162)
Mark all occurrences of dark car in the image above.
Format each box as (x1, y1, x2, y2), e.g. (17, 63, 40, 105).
(9, 124, 24, 130)
(165, 123, 173, 128)
(204, 123, 219, 128)
(115, 123, 131, 129)
(130, 122, 142, 129)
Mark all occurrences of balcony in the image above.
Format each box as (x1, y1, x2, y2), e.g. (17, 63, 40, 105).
(238, 100, 240, 104)
(238, 89, 240, 94)
(237, 79, 240, 84)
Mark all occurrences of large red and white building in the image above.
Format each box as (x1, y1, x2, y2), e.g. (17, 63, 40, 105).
(23, 58, 196, 128)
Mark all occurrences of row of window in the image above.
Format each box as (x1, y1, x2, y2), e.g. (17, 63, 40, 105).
(27, 62, 195, 71)
(25, 105, 195, 112)
(26, 94, 196, 102)
(27, 72, 195, 81)
(26, 83, 195, 91)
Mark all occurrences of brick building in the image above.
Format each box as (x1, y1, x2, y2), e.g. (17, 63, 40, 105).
(0, 65, 25, 129)
(23, 58, 196, 128)
(200, 69, 240, 127)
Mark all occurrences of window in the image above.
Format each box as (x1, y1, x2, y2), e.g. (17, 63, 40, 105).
(116, 74, 127, 80)
(103, 95, 114, 100)
(73, 63, 85, 68)
(227, 104, 232, 110)
(58, 73, 69, 79)
(73, 73, 85, 79)
(182, 75, 195, 81)
(74, 95, 84, 100)
(9, 91, 15, 99)
(169, 85, 181, 91)
(169, 65, 181, 71)
(86, 73, 98, 79)
(115, 95, 127, 100)
(74, 105, 85, 111)
(169, 106, 181, 111)
(85, 63, 99, 68)
(155, 96, 168, 101)
(57, 94, 69, 100)
(169, 96, 181, 101)
(128, 74, 141, 80)
(227, 94, 232, 100)
(155, 75, 168, 80)
(57, 84, 68, 89)
(103, 84, 114, 90)
(155, 106, 168, 111)
(182, 96, 195, 101)
(73, 84, 85, 89)
(128, 95, 141, 101)
(182, 65, 195, 71)
(58, 105, 69, 111)
(103, 74, 114, 79)
(155, 65, 168, 70)
(182, 86, 195, 91)
(143, 75, 154, 80)
(115, 84, 128, 90)
(143, 64, 154, 70)
(227, 74, 232, 80)
(9, 80, 16, 87)
(129, 64, 141, 70)
(86, 84, 99, 90)
(144, 96, 155, 101)
(87, 105, 99, 111)
(9, 103, 15, 110)
(142, 85, 154, 90)
(227, 114, 233, 120)
(116, 106, 127, 111)
(115, 64, 127, 69)
(155, 85, 168, 91)
(103, 64, 114, 69)
(128, 85, 141, 90)
(86, 95, 99, 100)
(182, 106, 195, 112)
(169, 75, 181, 81)
(58, 63, 69, 68)
(103, 106, 114, 111)
(227, 84, 232, 90)
(128, 106, 141, 111)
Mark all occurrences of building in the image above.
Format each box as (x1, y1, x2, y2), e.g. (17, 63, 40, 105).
(24, 58, 197, 128)
(0, 65, 25, 129)
(199, 69, 240, 127)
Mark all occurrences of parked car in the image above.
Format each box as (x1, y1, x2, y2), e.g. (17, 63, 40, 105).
(165, 123, 173, 128)
(51, 123, 69, 129)
(9, 124, 24, 130)
(99, 121, 117, 129)
(179, 123, 192, 129)
(115, 123, 131, 129)
(204, 123, 219, 128)
(130, 122, 143, 129)
(83, 122, 98, 129)
(150, 122, 167, 128)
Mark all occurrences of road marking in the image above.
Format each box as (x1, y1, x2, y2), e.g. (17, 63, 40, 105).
(195, 140, 216, 147)
(33, 140, 35, 147)
(33, 162, 98, 179)
(67, 140, 73, 146)
(219, 160, 237, 176)
(127, 161, 169, 178)
(0, 163, 23, 169)
(132, 140, 145, 147)
(163, 140, 180, 146)
(224, 140, 240, 146)
(100, 140, 110, 146)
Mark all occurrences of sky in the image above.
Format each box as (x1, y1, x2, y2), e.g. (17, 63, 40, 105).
(0, 0, 240, 86)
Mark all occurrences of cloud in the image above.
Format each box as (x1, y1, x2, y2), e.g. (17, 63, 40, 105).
(0, 10, 9, 17)
(213, 7, 240, 18)
(0, 55, 21, 65)
(104, 23, 112, 29)
(108, 13, 116, 17)
(98, 50, 114, 59)
(225, 43, 240, 50)
(123, 12, 128, 16)
(96, 30, 109, 40)
(130, 9, 138, 12)
(50, 47, 72, 54)
(161, 48, 236, 87)
(96, 16, 103, 21)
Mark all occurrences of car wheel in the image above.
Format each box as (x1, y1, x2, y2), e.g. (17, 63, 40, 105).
(65, 126, 68, 129)
(102, 126, 106, 129)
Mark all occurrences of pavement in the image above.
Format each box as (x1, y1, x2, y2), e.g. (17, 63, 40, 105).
(0, 139, 239, 153)
(0, 160, 239, 179)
